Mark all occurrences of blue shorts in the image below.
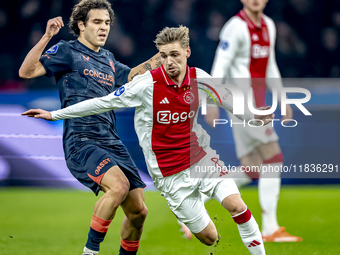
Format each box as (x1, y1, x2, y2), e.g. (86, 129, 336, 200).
(66, 142, 146, 195)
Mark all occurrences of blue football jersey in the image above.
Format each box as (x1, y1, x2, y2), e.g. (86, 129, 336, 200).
(40, 40, 131, 158)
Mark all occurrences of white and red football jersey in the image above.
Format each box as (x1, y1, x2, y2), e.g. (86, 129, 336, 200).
(211, 10, 283, 108)
(51, 65, 255, 179)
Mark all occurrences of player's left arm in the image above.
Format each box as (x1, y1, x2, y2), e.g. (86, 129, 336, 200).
(127, 53, 161, 81)
(265, 18, 293, 121)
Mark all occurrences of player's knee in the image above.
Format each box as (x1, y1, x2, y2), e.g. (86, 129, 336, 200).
(140, 204, 148, 221)
(229, 202, 247, 216)
(200, 232, 217, 246)
(106, 180, 130, 204)
(223, 195, 247, 216)
(196, 224, 217, 246)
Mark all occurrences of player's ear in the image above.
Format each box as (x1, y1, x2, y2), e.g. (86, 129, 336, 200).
(186, 46, 191, 59)
(78, 21, 85, 32)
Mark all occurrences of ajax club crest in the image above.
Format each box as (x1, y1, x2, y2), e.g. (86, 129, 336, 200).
(183, 91, 195, 104)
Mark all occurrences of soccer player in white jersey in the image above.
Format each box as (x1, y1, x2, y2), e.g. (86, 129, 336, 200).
(22, 25, 275, 254)
(207, 0, 302, 242)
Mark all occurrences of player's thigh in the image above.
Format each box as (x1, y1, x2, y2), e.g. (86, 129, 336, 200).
(240, 149, 263, 168)
(201, 177, 240, 205)
(66, 143, 122, 195)
(100, 166, 130, 193)
(194, 153, 240, 201)
(154, 170, 211, 234)
(257, 141, 282, 160)
(172, 189, 211, 234)
(107, 143, 146, 191)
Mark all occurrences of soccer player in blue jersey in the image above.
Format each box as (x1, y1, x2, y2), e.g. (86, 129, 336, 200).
(19, 0, 160, 254)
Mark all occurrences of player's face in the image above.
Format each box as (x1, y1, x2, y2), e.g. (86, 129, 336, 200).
(159, 42, 191, 80)
(241, 0, 268, 13)
(78, 9, 111, 51)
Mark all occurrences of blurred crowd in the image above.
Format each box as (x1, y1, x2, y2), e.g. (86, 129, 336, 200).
(0, 0, 339, 89)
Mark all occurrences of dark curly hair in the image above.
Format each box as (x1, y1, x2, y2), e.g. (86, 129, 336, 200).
(68, 0, 114, 36)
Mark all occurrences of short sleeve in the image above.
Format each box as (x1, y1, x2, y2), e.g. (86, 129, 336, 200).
(112, 56, 131, 86)
(39, 41, 72, 78)
(211, 17, 244, 78)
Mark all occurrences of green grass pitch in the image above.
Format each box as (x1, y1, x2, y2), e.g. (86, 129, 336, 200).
(1, 186, 340, 255)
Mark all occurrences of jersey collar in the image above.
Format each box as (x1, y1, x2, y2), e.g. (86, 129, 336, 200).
(239, 9, 265, 30)
(160, 64, 191, 87)
(76, 39, 103, 54)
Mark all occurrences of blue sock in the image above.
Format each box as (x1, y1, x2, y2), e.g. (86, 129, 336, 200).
(85, 227, 106, 251)
(119, 246, 138, 255)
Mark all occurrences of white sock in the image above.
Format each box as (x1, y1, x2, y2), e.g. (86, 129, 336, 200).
(259, 163, 281, 236)
(83, 247, 99, 254)
(231, 166, 253, 187)
(233, 210, 266, 255)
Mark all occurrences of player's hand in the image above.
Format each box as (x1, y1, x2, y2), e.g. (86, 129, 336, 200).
(281, 104, 293, 123)
(21, 109, 52, 121)
(45, 16, 64, 38)
(254, 106, 275, 126)
(205, 105, 220, 127)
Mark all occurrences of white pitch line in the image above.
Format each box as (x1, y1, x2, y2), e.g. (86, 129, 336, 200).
(1, 155, 64, 160)
(0, 113, 22, 116)
(0, 134, 62, 139)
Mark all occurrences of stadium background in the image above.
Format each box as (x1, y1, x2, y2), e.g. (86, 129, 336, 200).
(0, 1, 340, 254)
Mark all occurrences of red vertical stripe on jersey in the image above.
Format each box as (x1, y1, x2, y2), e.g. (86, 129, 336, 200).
(237, 10, 270, 108)
(150, 66, 206, 177)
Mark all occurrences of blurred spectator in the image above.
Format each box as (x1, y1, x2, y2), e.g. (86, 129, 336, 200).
(191, 10, 226, 72)
(0, 9, 8, 29)
(164, 0, 198, 27)
(275, 21, 307, 77)
(1, 0, 340, 90)
(319, 27, 340, 77)
(333, 11, 340, 29)
(20, 0, 40, 19)
(322, 27, 339, 52)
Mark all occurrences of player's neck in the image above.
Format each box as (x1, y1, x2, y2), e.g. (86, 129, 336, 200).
(243, 8, 263, 27)
(78, 37, 100, 52)
(169, 70, 186, 86)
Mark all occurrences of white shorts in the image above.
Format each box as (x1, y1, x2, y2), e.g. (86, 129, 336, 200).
(153, 152, 239, 234)
(227, 111, 279, 159)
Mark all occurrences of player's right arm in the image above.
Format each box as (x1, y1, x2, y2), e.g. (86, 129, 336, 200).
(210, 17, 242, 78)
(21, 72, 151, 121)
(207, 18, 243, 126)
(19, 17, 64, 79)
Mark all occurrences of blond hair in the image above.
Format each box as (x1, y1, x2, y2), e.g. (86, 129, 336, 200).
(154, 25, 189, 49)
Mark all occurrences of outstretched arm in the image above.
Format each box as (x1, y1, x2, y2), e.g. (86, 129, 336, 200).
(22, 72, 150, 121)
(22, 95, 116, 121)
(127, 53, 161, 81)
(22, 109, 52, 120)
(19, 17, 64, 79)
